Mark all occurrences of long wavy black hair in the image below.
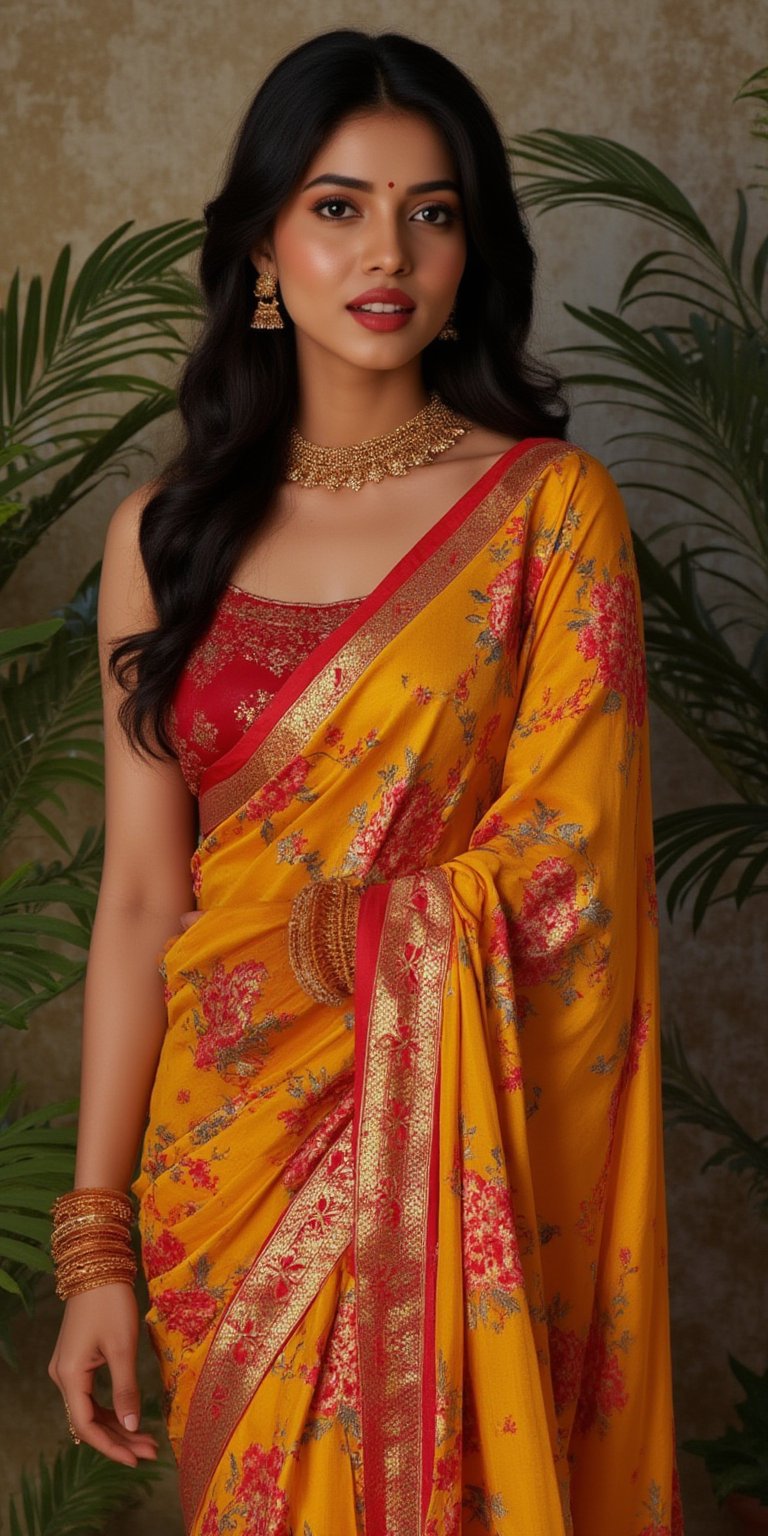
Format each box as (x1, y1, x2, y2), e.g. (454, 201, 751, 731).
(109, 27, 570, 761)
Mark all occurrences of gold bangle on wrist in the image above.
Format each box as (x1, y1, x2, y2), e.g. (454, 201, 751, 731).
(50, 1186, 137, 1300)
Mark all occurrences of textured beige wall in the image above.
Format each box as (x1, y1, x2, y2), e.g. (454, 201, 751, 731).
(2, 4, 766, 1534)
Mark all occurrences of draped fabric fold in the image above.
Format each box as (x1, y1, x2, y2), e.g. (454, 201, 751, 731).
(131, 439, 684, 1536)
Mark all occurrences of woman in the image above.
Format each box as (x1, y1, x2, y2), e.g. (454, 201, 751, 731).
(47, 27, 684, 1536)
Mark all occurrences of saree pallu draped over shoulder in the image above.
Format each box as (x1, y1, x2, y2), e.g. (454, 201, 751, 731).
(131, 440, 684, 1536)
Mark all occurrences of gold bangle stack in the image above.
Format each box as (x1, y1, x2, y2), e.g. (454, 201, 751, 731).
(287, 878, 361, 1005)
(50, 1187, 137, 1300)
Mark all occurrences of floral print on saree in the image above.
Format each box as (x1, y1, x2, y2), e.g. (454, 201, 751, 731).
(131, 440, 684, 1536)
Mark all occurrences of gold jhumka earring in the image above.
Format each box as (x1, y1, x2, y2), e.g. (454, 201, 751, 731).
(250, 270, 285, 329)
(437, 308, 459, 341)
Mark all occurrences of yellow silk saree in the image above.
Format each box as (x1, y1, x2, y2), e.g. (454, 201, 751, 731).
(131, 438, 684, 1536)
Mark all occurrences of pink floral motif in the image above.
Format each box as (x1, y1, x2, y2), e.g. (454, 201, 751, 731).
(576, 570, 646, 727)
(281, 1083, 354, 1191)
(231, 1314, 261, 1366)
(154, 1284, 219, 1345)
(245, 753, 311, 823)
(308, 1286, 361, 1420)
(234, 1441, 291, 1533)
(608, 998, 651, 1142)
(426, 1497, 462, 1536)
(509, 856, 581, 985)
(522, 552, 547, 624)
(142, 1229, 186, 1281)
(394, 938, 425, 995)
(574, 1308, 630, 1436)
(381, 1014, 418, 1070)
(199, 1503, 219, 1536)
(548, 1323, 586, 1415)
(192, 957, 269, 1071)
(462, 1166, 524, 1305)
(473, 712, 501, 764)
(633, 1468, 684, 1536)
(374, 1169, 402, 1230)
(348, 774, 445, 878)
(486, 560, 523, 644)
(469, 810, 507, 847)
(182, 1156, 219, 1192)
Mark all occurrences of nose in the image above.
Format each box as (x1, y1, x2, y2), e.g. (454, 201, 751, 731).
(361, 209, 411, 275)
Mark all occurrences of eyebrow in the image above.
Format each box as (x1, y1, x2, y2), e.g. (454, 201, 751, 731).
(301, 174, 461, 195)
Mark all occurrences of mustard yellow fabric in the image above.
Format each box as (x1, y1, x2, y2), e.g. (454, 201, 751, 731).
(131, 442, 684, 1536)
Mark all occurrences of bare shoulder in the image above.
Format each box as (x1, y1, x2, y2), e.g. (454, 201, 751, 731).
(101, 477, 165, 632)
(105, 476, 164, 549)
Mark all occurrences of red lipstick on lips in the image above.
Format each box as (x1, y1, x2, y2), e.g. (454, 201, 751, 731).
(346, 287, 416, 333)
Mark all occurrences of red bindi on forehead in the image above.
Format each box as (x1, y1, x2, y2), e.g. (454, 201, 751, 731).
(388, 181, 395, 188)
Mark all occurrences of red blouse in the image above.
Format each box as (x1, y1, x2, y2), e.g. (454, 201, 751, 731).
(168, 583, 365, 796)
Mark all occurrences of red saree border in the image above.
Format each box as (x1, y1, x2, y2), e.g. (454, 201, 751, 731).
(198, 438, 566, 835)
(354, 866, 454, 1536)
(178, 1120, 354, 1531)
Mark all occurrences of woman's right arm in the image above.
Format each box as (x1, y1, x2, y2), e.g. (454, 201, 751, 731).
(47, 481, 199, 1467)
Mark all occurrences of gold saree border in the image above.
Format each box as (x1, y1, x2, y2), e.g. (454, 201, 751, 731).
(199, 441, 565, 834)
(178, 1120, 354, 1531)
(355, 865, 454, 1536)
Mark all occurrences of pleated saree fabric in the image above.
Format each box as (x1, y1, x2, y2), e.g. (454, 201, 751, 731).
(131, 439, 684, 1536)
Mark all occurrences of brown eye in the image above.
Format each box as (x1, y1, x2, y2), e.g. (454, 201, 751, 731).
(414, 204, 457, 225)
(312, 197, 356, 219)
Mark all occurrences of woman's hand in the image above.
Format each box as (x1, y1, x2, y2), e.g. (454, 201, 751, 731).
(48, 1283, 159, 1466)
(179, 910, 204, 929)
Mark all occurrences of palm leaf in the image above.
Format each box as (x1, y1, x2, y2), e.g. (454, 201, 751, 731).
(0, 825, 104, 1031)
(0, 396, 172, 586)
(634, 533, 768, 804)
(0, 567, 103, 847)
(6, 1435, 171, 1536)
(0, 620, 65, 662)
(653, 803, 768, 926)
(0, 1080, 77, 1314)
(661, 1017, 768, 1216)
(0, 219, 203, 583)
(510, 127, 760, 329)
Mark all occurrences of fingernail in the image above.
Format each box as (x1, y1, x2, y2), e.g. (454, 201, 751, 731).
(123, 1413, 139, 1431)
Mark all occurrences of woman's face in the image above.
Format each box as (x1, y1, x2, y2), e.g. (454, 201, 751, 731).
(252, 108, 467, 371)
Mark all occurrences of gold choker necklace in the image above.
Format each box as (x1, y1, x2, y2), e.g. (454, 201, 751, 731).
(283, 391, 475, 491)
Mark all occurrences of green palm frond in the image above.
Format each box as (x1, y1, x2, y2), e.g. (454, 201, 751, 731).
(0, 440, 28, 527)
(736, 64, 768, 181)
(661, 1018, 768, 1217)
(550, 307, 767, 546)
(510, 128, 761, 330)
(5, 1432, 171, 1536)
(0, 825, 104, 1031)
(0, 218, 203, 583)
(510, 128, 714, 247)
(0, 619, 65, 662)
(0, 395, 172, 590)
(0, 1079, 77, 1313)
(653, 804, 768, 928)
(633, 534, 767, 805)
(0, 566, 103, 849)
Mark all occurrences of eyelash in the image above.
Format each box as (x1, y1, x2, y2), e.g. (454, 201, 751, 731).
(310, 195, 457, 226)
